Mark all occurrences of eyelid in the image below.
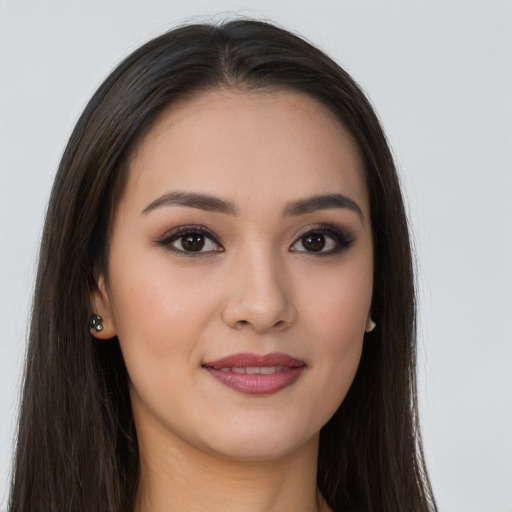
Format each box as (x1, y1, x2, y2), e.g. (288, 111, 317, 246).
(289, 223, 354, 255)
(155, 224, 224, 255)
(155, 223, 353, 257)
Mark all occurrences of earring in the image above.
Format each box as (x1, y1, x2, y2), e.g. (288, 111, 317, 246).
(89, 313, 103, 333)
(365, 317, 376, 332)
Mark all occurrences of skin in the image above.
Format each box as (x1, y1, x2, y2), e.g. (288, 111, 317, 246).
(92, 89, 373, 512)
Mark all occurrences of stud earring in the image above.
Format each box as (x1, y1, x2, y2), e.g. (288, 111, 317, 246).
(365, 317, 376, 332)
(89, 314, 103, 333)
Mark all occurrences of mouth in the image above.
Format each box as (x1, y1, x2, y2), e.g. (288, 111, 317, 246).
(202, 352, 306, 395)
(214, 365, 289, 374)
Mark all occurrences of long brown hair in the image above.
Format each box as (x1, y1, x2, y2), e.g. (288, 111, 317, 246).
(9, 19, 437, 511)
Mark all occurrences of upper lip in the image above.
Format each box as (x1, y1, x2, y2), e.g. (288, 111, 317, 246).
(203, 352, 306, 369)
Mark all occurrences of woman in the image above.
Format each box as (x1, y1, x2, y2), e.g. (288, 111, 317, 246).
(9, 19, 437, 512)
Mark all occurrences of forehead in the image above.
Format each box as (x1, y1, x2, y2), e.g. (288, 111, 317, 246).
(122, 89, 368, 217)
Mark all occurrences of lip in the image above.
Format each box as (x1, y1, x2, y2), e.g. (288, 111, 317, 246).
(202, 352, 306, 396)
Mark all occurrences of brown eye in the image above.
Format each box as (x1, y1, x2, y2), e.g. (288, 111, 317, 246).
(160, 227, 222, 255)
(302, 233, 325, 252)
(181, 233, 205, 252)
(290, 226, 353, 256)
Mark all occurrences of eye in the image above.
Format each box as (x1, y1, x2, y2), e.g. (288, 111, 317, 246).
(290, 225, 353, 256)
(157, 226, 223, 255)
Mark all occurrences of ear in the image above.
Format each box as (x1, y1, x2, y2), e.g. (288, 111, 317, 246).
(89, 274, 117, 339)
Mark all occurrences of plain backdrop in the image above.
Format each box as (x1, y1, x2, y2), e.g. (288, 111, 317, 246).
(1, 1, 511, 511)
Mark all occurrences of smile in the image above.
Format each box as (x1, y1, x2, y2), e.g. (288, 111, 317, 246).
(217, 365, 287, 374)
(202, 352, 306, 395)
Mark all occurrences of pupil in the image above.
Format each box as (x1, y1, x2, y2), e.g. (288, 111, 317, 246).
(182, 234, 205, 251)
(303, 233, 325, 252)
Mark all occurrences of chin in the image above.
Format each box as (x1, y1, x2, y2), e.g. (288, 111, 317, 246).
(196, 419, 321, 463)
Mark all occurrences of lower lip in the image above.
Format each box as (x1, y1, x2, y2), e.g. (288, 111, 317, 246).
(204, 366, 304, 395)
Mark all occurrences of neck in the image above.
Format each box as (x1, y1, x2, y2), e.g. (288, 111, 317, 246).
(133, 420, 330, 512)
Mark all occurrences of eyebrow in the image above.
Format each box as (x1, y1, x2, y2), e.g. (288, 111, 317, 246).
(283, 193, 364, 221)
(142, 191, 238, 216)
(142, 191, 363, 221)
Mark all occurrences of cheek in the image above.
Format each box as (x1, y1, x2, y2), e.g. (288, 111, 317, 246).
(300, 256, 373, 338)
(105, 255, 223, 430)
(107, 252, 220, 360)
(298, 259, 372, 407)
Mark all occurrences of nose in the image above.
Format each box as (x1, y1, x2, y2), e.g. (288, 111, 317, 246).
(221, 248, 297, 334)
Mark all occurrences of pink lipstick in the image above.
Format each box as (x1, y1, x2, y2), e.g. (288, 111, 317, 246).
(202, 352, 305, 395)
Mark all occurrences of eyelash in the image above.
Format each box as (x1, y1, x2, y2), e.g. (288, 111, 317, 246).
(156, 225, 223, 257)
(291, 224, 354, 257)
(156, 223, 354, 258)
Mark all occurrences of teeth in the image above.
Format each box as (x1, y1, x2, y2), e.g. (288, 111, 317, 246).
(215, 366, 284, 374)
(260, 366, 281, 374)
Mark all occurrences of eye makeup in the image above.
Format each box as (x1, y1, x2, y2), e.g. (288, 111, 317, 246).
(155, 221, 354, 259)
(155, 224, 224, 257)
(290, 223, 354, 257)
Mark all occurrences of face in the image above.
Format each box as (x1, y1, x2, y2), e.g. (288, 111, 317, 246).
(92, 89, 373, 462)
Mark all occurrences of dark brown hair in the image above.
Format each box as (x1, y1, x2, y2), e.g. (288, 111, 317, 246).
(9, 19, 437, 512)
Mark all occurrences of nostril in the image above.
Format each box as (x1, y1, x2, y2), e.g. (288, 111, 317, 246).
(234, 319, 288, 330)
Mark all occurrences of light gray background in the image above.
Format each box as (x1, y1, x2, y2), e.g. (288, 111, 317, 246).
(1, 1, 511, 511)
